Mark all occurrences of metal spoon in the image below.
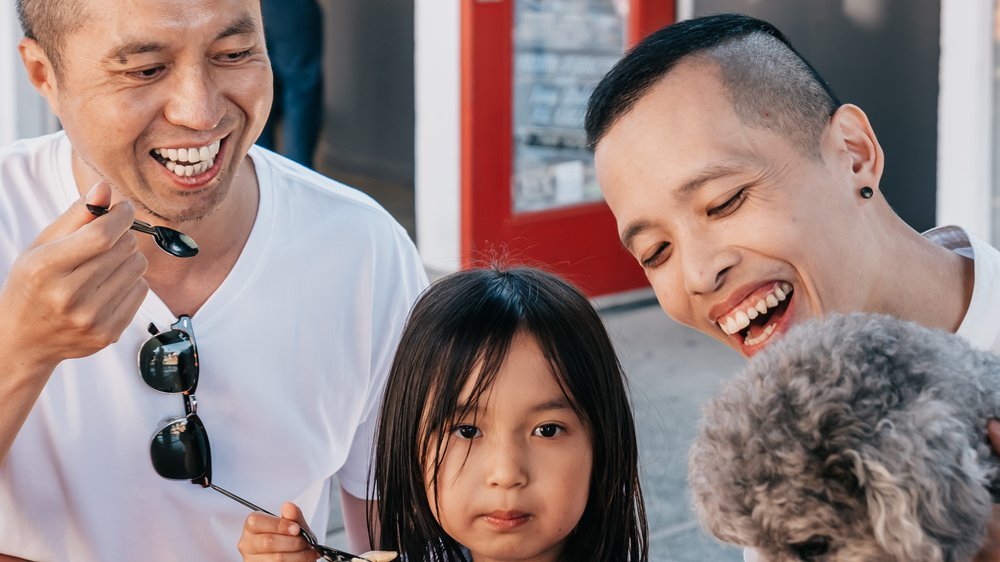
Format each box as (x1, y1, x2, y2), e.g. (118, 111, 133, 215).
(86, 204, 199, 258)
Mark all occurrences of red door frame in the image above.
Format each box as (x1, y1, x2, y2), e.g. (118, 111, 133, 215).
(460, 0, 674, 296)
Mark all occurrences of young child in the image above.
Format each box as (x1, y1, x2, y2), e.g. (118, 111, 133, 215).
(238, 265, 648, 561)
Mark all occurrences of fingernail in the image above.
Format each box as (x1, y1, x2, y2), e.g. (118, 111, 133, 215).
(288, 523, 300, 536)
(85, 182, 101, 202)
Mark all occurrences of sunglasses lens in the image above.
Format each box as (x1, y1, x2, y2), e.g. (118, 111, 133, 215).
(150, 415, 210, 482)
(139, 330, 197, 393)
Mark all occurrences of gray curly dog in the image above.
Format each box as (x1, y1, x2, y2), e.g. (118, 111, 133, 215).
(689, 313, 1000, 562)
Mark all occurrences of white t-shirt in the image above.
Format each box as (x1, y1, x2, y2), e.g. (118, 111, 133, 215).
(743, 225, 1000, 562)
(0, 132, 429, 561)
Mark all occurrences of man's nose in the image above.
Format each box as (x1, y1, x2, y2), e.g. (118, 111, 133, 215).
(485, 439, 529, 489)
(680, 238, 740, 296)
(163, 66, 225, 131)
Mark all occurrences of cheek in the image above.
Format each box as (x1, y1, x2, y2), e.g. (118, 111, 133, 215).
(424, 445, 473, 523)
(548, 441, 593, 522)
(233, 66, 274, 125)
(650, 269, 698, 326)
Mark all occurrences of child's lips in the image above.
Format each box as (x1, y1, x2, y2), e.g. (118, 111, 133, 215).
(481, 510, 531, 530)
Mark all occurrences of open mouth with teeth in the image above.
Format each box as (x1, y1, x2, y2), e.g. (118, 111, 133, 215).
(150, 139, 222, 178)
(717, 282, 793, 350)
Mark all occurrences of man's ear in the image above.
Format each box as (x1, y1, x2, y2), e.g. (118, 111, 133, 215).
(18, 37, 62, 117)
(824, 103, 884, 189)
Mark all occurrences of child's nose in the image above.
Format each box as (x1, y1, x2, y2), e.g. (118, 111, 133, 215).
(485, 441, 528, 489)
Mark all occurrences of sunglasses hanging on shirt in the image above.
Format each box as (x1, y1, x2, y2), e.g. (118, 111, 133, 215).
(141, 316, 369, 562)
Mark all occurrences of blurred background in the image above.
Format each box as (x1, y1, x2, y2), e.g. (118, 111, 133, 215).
(3, 1, 998, 560)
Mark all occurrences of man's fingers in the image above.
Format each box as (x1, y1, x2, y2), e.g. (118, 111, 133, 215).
(69, 230, 144, 296)
(31, 182, 113, 247)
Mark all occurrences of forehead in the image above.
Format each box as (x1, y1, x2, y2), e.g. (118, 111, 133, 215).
(457, 333, 563, 407)
(66, 0, 262, 50)
(594, 60, 794, 226)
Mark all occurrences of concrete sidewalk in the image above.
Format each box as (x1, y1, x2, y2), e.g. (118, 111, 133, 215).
(326, 300, 746, 561)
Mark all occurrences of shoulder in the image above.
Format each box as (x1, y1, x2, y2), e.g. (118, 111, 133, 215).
(250, 145, 411, 243)
(0, 132, 71, 248)
(0, 132, 65, 184)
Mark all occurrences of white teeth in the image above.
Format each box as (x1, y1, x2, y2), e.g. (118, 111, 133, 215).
(744, 323, 777, 346)
(717, 284, 796, 336)
(156, 140, 222, 165)
(166, 161, 176, 172)
(735, 311, 750, 331)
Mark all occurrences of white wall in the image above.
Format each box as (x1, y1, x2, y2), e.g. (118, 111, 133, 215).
(414, 0, 461, 272)
(937, 0, 994, 240)
(1, 3, 21, 146)
(1, 4, 58, 147)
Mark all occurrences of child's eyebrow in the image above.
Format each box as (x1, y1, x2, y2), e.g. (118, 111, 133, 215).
(453, 397, 573, 415)
(530, 397, 573, 413)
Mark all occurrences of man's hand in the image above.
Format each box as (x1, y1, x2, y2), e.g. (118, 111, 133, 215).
(0, 182, 148, 460)
(973, 420, 1000, 561)
(0, 182, 148, 372)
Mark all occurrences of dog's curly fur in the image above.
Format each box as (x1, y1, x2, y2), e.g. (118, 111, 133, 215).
(689, 313, 1000, 562)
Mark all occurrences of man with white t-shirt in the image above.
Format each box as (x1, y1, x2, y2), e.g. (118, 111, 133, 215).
(585, 13, 1000, 560)
(0, 0, 427, 560)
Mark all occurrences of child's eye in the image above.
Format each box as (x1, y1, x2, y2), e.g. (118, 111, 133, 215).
(452, 425, 481, 440)
(533, 424, 564, 438)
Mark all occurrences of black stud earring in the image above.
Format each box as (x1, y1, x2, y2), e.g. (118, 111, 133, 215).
(860, 186, 874, 199)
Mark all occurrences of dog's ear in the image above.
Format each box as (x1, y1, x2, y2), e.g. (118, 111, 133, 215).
(847, 400, 992, 562)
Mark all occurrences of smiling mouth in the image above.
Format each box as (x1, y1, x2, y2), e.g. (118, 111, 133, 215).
(150, 139, 222, 178)
(717, 282, 793, 347)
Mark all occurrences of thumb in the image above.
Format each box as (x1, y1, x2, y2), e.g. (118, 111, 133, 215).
(84, 181, 112, 208)
(32, 181, 116, 247)
(280, 501, 311, 536)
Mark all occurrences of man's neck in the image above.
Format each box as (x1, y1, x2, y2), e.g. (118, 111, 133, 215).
(872, 216, 975, 334)
(71, 153, 260, 316)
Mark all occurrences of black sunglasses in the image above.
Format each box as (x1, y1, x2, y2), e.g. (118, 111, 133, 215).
(141, 315, 370, 562)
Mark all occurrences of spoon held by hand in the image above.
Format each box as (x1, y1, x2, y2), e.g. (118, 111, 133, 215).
(86, 204, 199, 258)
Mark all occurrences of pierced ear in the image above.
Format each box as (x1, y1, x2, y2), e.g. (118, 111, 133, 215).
(18, 38, 61, 117)
(826, 104, 884, 189)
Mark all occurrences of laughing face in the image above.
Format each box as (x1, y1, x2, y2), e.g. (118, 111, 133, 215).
(32, 0, 273, 224)
(595, 60, 885, 357)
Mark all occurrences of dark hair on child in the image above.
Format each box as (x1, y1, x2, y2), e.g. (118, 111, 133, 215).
(369, 265, 648, 561)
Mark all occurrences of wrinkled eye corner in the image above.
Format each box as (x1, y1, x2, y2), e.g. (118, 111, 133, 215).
(789, 535, 831, 560)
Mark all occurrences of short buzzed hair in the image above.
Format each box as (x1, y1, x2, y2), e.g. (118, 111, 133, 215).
(16, 0, 90, 76)
(585, 13, 841, 158)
